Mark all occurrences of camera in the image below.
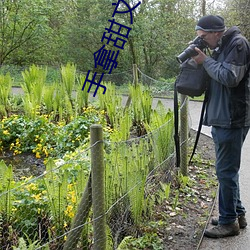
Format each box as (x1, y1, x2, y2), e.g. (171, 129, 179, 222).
(176, 36, 208, 64)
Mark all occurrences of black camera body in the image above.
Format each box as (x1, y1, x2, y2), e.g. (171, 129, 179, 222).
(176, 36, 208, 63)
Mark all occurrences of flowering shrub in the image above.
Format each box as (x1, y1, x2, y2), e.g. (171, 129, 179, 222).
(12, 177, 49, 239)
(0, 106, 105, 158)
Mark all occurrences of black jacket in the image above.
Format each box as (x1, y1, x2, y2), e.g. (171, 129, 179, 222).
(203, 26, 250, 128)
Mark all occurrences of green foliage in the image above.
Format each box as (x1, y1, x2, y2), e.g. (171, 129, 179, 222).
(0, 76, 179, 248)
(0, 0, 227, 80)
(105, 136, 153, 227)
(178, 173, 192, 189)
(98, 81, 123, 128)
(0, 144, 91, 248)
(43, 85, 55, 113)
(21, 65, 47, 118)
(61, 63, 76, 101)
(0, 109, 102, 157)
(43, 159, 68, 229)
(109, 109, 132, 141)
(172, 190, 180, 210)
(76, 74, 90, 112)
(129, 84, 153, 128)
(145, 100, 175, 163)
(0, 65, 25, 85)
(13, 235, 46, 250)
(0, 161, 14, 222)
(12, 177, 48, 240)
(0, 73, 12, 116)
(117, 233, 163, 250)
(158, 182, 171, 203)
(0, 0, 52, 65)
(64, 0, 114, 71)
(150, 77, 175, 97)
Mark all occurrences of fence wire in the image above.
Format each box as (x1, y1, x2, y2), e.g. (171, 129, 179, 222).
(137, 67, 175, 96)
(0, 120, 186, 249)
(0, 67, 192, 249)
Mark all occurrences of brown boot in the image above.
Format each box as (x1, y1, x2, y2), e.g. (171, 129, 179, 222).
(211, 214, 247, 229)
(204, 222, 240, 238)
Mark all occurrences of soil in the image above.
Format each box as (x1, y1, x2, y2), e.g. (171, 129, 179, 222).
(158, 130, 217, 250)
(0, 152, 45, 180)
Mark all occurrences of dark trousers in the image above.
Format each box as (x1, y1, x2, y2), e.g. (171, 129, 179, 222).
(211, 126, 249, 225)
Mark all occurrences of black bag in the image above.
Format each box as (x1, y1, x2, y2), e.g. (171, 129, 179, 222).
(175, 58, 208, 97)
(174, 58, 209, 168)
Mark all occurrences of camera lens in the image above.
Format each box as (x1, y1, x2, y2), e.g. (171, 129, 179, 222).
(176, 36, 208, 63)
(176, 44, 198, 63)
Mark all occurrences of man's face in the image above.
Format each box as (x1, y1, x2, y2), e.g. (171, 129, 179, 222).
(196, 30, 221, 49)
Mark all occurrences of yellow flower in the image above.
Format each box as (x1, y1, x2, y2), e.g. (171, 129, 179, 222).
(65, 205, 74, 218)
(3, 130, 9, 135)
(14, 149, 20, 155)
(12, 207, 17, 212)
(10, 143, 14, 150)
(36, 152, 41, 158)
(71, 195, 76, 204)
(26, 183, 37, 191)
(42, 147, 49, 157)
(21, 176, 32, 181)
(100, 110, 106, 115)
(32, 193, 42, 201)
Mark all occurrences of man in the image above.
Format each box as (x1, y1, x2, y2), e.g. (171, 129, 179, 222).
(192, 15, 250, 238)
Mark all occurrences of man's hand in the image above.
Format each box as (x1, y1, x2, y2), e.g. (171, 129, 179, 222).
(192, 47, 207, 64)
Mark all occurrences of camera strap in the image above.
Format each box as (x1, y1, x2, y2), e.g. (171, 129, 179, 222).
(174, 82, 181, 168)
(189, 91, 208, 164)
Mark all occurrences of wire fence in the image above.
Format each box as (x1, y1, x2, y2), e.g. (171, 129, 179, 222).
(0, 121, 189, 249)
(0, 65, 191, 249)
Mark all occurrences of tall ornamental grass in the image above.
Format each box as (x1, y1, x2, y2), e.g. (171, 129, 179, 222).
(0, 73, 12, 117)
(21, 65, 47, 118)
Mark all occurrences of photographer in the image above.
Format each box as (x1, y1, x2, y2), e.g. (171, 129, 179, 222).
(192, 15, 250, 238)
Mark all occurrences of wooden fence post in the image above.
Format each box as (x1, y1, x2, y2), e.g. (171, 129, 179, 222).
(125, 64, 138, 109)
(91, 124, 106, 250)
(63, 175, 92, 250)
(133, 63, 138, 86)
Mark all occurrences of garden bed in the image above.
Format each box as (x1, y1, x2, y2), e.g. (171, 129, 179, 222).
(104, 130, 217, 250)
(161, 131, 217, 250)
